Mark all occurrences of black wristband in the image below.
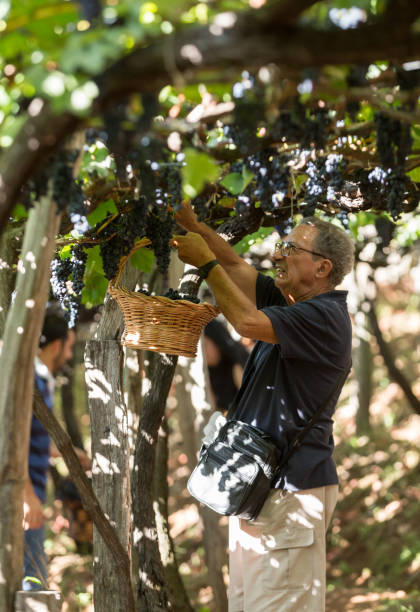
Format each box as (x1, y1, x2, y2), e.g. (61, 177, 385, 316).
(197, 259, 219, 279)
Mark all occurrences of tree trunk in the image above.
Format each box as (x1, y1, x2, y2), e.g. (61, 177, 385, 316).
(153, 417, 194, 612)
(0, 193, 60, 611)
(84, 264, 140, 612)
(85, 339, 134, 612)
(132, 351, 178, 611)
(354, 329, 373, 434)
(0, 223, 23, 337)
(348, 264, 375, 434)
(84, 259, 143, 611)
(367, 299, 420, 415)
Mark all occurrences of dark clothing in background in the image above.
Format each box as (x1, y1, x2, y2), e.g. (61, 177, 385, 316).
(29, 372, 53, 503)
(204, 319, 249, 412)
(234, 273, 352, 491)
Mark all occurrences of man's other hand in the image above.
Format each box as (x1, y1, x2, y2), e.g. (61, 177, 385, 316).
(23, 489, 44, 530)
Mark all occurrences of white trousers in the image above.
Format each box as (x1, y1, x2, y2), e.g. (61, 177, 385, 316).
(228, 485, 339, 612)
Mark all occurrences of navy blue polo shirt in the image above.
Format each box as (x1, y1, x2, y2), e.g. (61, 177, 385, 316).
(233, 273, 352, 491)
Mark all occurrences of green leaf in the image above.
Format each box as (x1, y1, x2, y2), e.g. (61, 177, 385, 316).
(87, 198, 118, 226)
(233, 226, 274, 255)
(81, 246, 108, 306)
(84, 245, 105, 279)
(181, 148, 221, 198)
(407, 166, 420, 182)
(11, 203, 28, 221)
(60, 244, 72, 260)
(129, 247, 155, 274)
(221, 167, 254, 195)
(220, 172, 243, 195)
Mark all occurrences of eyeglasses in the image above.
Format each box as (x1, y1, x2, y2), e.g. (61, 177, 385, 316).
(274, 240, 327, 259)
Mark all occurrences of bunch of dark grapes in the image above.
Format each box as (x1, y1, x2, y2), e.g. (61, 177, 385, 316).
(145, 207, 175, 275)
(234, 185, 253, 217)
(165, 165, 182, 211)
(70, 245, 87, 296)
(374, 112, 412, 171)
(98, 197, 148, 280)
(346, 65, 368, 119)
(50, 257, 72, 306)
(303, 155, 346, 213)
(374, 113, 402, 168)
(304, 159, 327, 215)
(301, 110, 330, 150)
(375, 216, 396, 249)
(275, 218, 294, 237)
(249, 151, 290, 213)
(271, 112, 303, 143)
(386, 172, 406, 221)
(191, 194, 210, 222)
(52, 151, 87, 217)
(50, 245, 88, 327)
(336, 211, 350, 230)
(164, 288, 200, 303)
(224, 96, 264, 155)
(324, 154, 346, 202)
(358, 167, 387, 209)
(21, 168, 50, 211)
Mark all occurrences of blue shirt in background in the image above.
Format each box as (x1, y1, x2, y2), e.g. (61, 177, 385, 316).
(29, 360, 54, 503)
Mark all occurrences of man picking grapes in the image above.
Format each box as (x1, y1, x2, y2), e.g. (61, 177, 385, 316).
(172, 202, 354, 612)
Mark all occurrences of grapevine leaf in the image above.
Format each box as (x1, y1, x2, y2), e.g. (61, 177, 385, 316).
(11, 203, 28, 220)
(242, 167, 254, 189)
(87, 198, 118, 226)
(60, 245, 72, 260)
(233, 226, 274, 256)
(181, 148, 221, 198)
(407, 167, 420, 182)
(221, 167, 254, 195)
(82, 245, 108, 305)
(220, 173, 243, 195)
(84, 246, 105, 277)
(129, 247, 155, 274)
(81, 274, 109, 306)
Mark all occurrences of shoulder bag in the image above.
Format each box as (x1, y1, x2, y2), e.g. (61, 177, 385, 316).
(187, 366, 349, 521)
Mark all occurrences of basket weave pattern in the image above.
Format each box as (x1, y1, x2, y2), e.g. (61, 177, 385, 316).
(108, 239, 219, 357)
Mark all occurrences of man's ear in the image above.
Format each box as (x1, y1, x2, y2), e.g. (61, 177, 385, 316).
(316, 259, 333, 279)
(49, 338, 64, 358)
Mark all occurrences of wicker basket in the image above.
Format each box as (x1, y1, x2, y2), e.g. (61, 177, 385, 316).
(108, 238, 219, 357)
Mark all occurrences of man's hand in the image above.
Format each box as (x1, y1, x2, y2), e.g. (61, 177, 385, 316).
(23, 486, 44, 530)
(174, 200, 200, 232)
(171, 232, 216, 268)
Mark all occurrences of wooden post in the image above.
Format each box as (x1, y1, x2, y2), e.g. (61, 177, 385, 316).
(0, 193, 60, 611)
(15, 590, 62, 612)
(84, 264, 140, 612)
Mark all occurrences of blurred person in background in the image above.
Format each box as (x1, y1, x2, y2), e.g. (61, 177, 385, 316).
(23, 306, 89, 591)
(203, 318, 250, 413)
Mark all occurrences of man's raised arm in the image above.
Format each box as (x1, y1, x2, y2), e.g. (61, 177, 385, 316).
(175, 201, 258, 303)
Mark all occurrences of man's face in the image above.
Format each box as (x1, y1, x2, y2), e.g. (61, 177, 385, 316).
(273, 224, 323, 302)
(52, 329, 75, 373)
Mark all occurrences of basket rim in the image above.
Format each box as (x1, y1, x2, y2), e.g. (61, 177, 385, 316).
(109, 282, 219, 313)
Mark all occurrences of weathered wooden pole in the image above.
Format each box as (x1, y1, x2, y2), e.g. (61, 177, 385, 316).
(0, 193, 60, 611)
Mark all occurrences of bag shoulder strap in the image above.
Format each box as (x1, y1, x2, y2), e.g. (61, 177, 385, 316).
(276, 365, 351, 473)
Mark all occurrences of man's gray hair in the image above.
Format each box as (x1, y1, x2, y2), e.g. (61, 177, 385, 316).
(298, 216, 355, 287)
